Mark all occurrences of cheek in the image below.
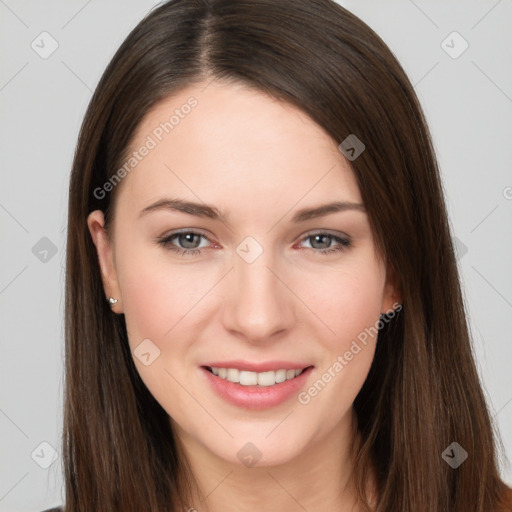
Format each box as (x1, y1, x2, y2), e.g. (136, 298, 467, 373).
(295, 252, 386, 349)
(116, 243, 210, 348)
(293, 254, 384, 409)
(118, 263, 171, 348)
(115, 251, 208, 412)
(118, 238, 386, 363)
(295, 287, 382, 432)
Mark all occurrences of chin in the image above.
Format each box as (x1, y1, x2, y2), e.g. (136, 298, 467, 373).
(206, 429, 310, 469)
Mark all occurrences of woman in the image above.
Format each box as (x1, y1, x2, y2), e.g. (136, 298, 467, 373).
(51, 0, 512, 510)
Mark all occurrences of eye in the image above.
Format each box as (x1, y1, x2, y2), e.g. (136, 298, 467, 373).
(157, 230, 352, 257)
(298, 232, 352, 255)
(157, 230, 212, 256)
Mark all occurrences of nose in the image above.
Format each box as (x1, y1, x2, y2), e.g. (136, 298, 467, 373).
(221, 247, 296, 343)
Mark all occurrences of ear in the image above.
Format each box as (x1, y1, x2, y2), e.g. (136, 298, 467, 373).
(381, 261, 402, 315)
(87, 210, 123, 314)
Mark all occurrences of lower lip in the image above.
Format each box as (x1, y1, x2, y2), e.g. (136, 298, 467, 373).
(200, 366, 314, 410)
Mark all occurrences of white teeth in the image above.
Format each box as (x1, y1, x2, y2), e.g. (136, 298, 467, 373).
(239, 370, 258, 385)
(226, 368, 240, 383)
(209, 367, 305, 386)
(257, 371, 275, 387)
(275, 369, 287, 383)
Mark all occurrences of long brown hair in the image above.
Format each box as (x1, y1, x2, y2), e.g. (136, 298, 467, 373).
(64, 0, 512, 510)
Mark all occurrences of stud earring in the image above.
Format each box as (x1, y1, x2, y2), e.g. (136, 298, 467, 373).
(108, 296, 118, 306)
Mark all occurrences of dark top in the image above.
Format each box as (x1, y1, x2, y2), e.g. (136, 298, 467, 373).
(42, 508, 63, 512)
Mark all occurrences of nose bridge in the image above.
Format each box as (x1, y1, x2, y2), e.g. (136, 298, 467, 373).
(223, 237, 294, 340)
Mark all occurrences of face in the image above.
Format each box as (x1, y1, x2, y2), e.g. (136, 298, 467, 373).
(88, 80, 399, 468)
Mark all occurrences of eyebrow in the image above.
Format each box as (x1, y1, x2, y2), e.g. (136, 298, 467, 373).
(139, 198, 365, 223)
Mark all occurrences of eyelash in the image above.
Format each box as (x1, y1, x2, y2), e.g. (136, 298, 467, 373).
(157, 230, 352, 257)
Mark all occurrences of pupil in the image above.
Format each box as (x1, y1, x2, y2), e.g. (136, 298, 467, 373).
(181, 233, 198, 248)
(312, 234, 329, 249)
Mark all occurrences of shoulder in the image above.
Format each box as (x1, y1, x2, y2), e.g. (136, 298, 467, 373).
(41, 508, 63, 512)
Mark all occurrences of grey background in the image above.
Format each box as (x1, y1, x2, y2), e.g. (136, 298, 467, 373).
(0, 1, 511, 510)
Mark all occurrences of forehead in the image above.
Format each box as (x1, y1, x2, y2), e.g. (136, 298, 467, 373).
(117, 80, 362, 214)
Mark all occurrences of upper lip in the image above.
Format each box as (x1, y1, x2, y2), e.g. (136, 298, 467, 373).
(202, 360, 313, 372)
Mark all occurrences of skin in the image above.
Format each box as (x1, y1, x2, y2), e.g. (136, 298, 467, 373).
(88, 79, 401, 512)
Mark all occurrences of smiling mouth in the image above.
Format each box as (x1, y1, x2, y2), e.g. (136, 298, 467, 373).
(203, 365, 313, 387)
